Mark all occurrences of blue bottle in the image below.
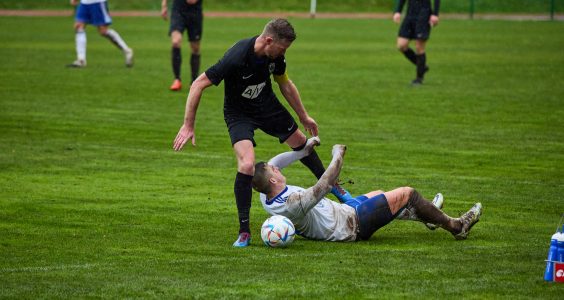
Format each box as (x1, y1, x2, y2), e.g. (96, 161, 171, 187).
(558, 225, 564, 262)
(544, 231, 560, 281)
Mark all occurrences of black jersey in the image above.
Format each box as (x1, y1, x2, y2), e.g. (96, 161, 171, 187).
(205, 36, 287, 115)
(395, 0, 440, 17)
(172, 0, 202, 12)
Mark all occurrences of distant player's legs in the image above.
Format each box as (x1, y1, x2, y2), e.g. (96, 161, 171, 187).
(189, 41, 201, 83)
(68, 22, 87, 67)
(413, 39, 428, 84)
(397, 37, 417, 66)
(98, 25, 134, 67)
(170, 30, 183, 90)
(232, 140, 255, 247)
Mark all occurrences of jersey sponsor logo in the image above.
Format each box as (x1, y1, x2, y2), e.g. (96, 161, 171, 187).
(242, 82, 266, 100)
(269, 63, 275, 74)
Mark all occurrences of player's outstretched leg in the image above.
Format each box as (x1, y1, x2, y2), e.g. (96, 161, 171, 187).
(453, 203, 482, 240)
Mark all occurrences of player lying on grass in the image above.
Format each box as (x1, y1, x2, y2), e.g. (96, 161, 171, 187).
(252, 137, 482, 241)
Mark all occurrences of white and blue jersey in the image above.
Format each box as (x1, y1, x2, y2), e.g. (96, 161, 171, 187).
(260, 185, 359, 242)
(75, 0, 112, 26)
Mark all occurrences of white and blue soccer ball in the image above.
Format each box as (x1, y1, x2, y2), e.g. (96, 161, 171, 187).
(261, 215, 295, 248)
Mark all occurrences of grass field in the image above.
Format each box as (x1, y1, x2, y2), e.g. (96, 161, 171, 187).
(1, 15, 564, 298)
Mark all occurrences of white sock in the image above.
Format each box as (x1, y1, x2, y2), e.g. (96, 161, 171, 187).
(104, 28, 129, 52)
(76, 29, 86, 61)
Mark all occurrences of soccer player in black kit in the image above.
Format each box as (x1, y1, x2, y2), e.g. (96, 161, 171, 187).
(161, 0, 203, 91)
(393, 0, 440, 85)
(172, 19, 351, 247)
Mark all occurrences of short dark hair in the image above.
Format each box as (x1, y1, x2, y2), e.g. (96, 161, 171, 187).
(262, 18, 296, 42)
(252, 162, 272, 194)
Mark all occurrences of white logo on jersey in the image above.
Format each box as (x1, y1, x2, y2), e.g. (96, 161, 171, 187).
(242, 82, 266, 99)
(269, 63, 275, 73)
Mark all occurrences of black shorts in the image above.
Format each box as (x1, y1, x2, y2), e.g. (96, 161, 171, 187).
(224, 103, 298, 147)
(398, 15, 431, 40)
(169, 9, 203, 42)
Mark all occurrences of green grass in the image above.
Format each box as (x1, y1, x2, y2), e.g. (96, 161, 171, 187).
(1, 0, 564, 14)
(1, 16, 564, 298)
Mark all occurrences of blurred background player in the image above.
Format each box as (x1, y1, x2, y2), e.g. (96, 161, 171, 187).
(67, 0, 133, 68)
(161, 0, 203, 91)
(393, 0, 440, 85)
(252, 138, 483, 242)
(172, 19, 351, 248)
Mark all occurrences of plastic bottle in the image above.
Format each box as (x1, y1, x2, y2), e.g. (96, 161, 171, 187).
(557, 225, 564, 262)
(544, 231, 560, 281)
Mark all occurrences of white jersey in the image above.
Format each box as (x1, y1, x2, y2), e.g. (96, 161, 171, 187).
(260, 185, 359, 241)
(81, 0, 106, 4)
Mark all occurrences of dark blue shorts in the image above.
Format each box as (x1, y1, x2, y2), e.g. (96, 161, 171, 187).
(345, 194, 395, 240)
(75, 2, 112, 26)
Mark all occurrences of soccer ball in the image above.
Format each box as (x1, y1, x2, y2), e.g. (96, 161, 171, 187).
(261, 215, 295, 248)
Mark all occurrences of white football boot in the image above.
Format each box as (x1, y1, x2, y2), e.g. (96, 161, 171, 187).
(424, 193, 444, 230)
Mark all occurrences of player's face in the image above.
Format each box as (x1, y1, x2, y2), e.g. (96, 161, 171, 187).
(265, 39, 291, 59)
(269, 165, 286, 183)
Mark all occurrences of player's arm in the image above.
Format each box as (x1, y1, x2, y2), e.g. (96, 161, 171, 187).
(393, 0, 406, 23)
(172, 73, 213, 150)
(274, 72, 319, 136)
(268, 137, 320, 170)
(286, 145, 346, 214)
(430, 0, 440, 26)
(161, 0, 168, 20)
(70, 0, 78, 6)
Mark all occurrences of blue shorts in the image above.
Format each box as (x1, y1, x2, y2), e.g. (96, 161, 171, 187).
(75, 2, 112, 26)
(344, 194, 395, 240)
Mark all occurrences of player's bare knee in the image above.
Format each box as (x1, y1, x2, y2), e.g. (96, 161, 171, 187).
(403, 187, 415, 203)
(237, 160, 255, 175)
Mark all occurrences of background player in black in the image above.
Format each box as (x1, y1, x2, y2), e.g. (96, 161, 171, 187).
(161, 0, 203, 91)
(393, 0, 440, 85)
(172, 19, 350, 247)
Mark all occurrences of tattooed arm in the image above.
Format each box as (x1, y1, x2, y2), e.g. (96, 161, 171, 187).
(268, 137, 320, 170)
(286, 144, 346, 215)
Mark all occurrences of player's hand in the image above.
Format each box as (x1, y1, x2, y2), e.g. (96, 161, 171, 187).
(300, 116, 319, 137)
(304, 136, 321, 154)
(393, 13, 401, 24)
(332, 144, 346, 158)
(70, 0, 78, 6)
(173, 124, 196, 151)
(186, 0, 198, 4)
(429, 15, 439, 27)
(161, 7, 168, 20)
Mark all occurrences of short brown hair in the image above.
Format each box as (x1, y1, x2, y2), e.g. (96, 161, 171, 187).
(252, 162, 272, 194)
(262, 18, 296, 42)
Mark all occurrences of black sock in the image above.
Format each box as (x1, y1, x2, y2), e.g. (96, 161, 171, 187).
(234, 172, 253, 234)
(292, 143, 326, 179)
(190, 53, 200, 83)
(172, 47, 181, 80)
(403, 48, 417, 65)
(416, 53, 427, 79)
(407, 190, 460, 233)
